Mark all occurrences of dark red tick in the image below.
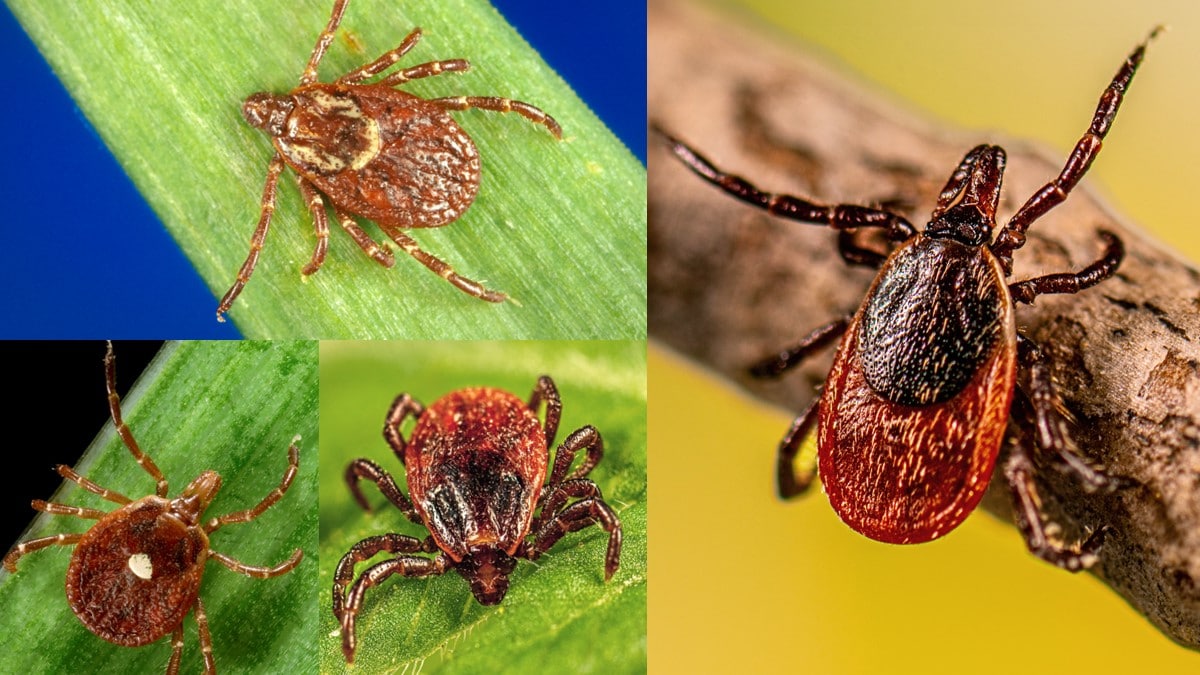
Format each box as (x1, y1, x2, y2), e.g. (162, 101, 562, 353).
(2, 343, 303, 674)
(659, 29, 1160, 570)
(333, 375, 622, 663)
(217, 0, 563, 321)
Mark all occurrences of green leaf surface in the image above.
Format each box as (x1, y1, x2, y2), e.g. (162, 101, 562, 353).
(0, 342, 319, 674)
(319, 341, 647, 673)
(6, 0, 646, 338)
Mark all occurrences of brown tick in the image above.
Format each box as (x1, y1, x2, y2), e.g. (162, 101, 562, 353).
(333, 375, 622, 663)
(660, 29, 1160, 570)
(217, 0, 563, 321)
(2, 343, 304, 674)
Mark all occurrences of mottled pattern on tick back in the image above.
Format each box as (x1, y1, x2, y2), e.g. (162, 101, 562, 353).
(406, 388, 546, 560)
(279, 84, 480, 229)
(66, 499, 208, 646)
(820, 243, 1016, 543)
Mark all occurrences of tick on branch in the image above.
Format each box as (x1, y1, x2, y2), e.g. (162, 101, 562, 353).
(332, 376, 622, 663)
(2, 343, 303, 674)
(659, 29, 1161, 570)
(217, 0, 563, 321)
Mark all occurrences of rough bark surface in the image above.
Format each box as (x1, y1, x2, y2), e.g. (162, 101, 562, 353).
(648, 0, 1200, 648)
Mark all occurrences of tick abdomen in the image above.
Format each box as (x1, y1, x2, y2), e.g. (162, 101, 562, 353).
(277, 84, 481, 229)
(65, 498, 208, 646)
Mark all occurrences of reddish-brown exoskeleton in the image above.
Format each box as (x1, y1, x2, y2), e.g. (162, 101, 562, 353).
(333, 376, 622, 663)
(660, 30, 1161, 570)
(2, 343, 303, 674)
(217, 0, 563, 321)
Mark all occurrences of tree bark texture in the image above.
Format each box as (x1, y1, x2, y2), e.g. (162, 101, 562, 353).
(648, 0, 1200, 649)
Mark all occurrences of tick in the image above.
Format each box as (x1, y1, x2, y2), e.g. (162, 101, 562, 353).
(660, 30, 1160, 570)
(217, 0, 563, 321)
(332, 376, 622, 663)
(2, 343, 304, 674)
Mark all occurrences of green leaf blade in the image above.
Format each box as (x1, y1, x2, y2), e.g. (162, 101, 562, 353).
(6, 0, 646, 338)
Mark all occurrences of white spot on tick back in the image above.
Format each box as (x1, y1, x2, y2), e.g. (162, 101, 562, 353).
(128, 553, 153, 580)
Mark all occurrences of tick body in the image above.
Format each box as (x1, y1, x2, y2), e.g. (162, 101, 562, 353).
(334, 376, 621, 663)
(218, 0, 563, 321)
(661, 29, 1160, 569)
(3, 343, 303, 674)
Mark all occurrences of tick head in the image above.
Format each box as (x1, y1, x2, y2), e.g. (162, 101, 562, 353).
(926, 144, 1006, 246)
(172, 470, 223, 526)
(242, 92, 294, 137)
(457, 546, 519, 605)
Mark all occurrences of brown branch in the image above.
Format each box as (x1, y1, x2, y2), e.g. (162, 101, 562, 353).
(649, 0, 1200, 649)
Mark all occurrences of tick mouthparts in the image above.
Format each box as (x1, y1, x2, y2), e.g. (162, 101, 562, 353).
(175, 470, 223, 525)
(242, 93, 293, 136)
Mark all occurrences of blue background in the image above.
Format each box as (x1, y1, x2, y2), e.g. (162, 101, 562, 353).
(0, 2, 646, 339)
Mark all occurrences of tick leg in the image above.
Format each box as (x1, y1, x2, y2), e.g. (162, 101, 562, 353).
(336, 26, 424, 83)
(1016, 336, 1116, 491)
(55, 464, 131, 505)
(31, 500, 105, 519)
(534, 477, 603, 532)
(195, 596, 216, 675)
(297, 179, 330, 277)
(210, 548, 303, 578)
(1002, 335, 1114, 571)
(1004, 438, 1108, 572)
(332, 533, 438, 620)
(750, 316, 850, 379)
(528, 374, 563, 449)
(376, 59, 471, 87)
(218, 154, 286, 322)
(1008, 231, 1124, 305)
(776, 397, 821, 499)
(545, 426, 604, 501)
(382, 392, 425, 464)
(333, 206, 394, 268)
(166, 625, 184, 675)
(206, 437, 300, 532)
(379, 226, 508, 302)
(105, 342, 169, 497)
(344, 458, 421, 522)
(3, 532, 83, 572)
(658, 127, 916, 240)
(992, 28, 1159, 272)
(340, 553, 450, 664)
(430, 95, 564, 139)
(300, 0, 350, 85)
(525, 482, 622, 581)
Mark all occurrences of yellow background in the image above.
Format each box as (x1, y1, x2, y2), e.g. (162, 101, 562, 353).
(650, 0, 1200, 673)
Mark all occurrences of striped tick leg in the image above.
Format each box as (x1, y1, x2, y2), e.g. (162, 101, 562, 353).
(376, 225, 508, 302)
(105, 341, 169, 497)
(297, 180, 331, 277)
(201, 437, 304, 574)
(431, 96, 564, 139)
(217, 154, 287, 322)
(3, 533, 84, 572)
(333, 205, 395, 268)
